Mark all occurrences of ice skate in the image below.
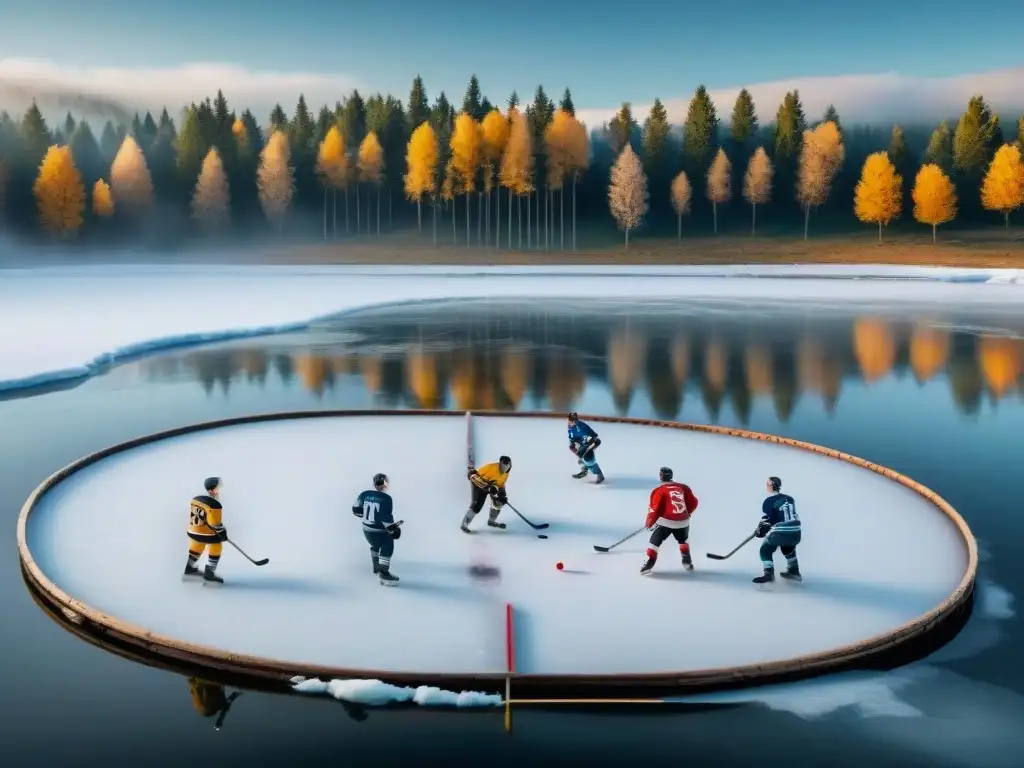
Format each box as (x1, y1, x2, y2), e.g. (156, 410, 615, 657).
(202, 567, 224, 586)
(378, 568, 399, 587)
(572, 468, 589, 479)
(640, 557, 655, 576)
(594, 473, 605, 484)
(183, 563, 201, 579)
(780, 568, 802, 582)
(681, 552, 694, 571)
(487, 520, 506, 530)
(752, 569, 775, 584)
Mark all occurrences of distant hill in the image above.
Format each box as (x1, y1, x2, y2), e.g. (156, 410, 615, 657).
(0, 79, 135, 128)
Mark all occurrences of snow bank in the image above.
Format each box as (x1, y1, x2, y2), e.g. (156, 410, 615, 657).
(2, 263, 1022, 396)
(290, 676, 503, 708)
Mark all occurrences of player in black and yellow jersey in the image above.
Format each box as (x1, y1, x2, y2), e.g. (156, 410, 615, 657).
(188, 677, 242, 730)
(185, 477, 228, 585)
(462, 455, 512, 533)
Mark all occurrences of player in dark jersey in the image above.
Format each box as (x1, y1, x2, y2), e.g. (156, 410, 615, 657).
(753, 476, 802, 584)
(352, 473, 402, 586)
(567, 412, 604, 483)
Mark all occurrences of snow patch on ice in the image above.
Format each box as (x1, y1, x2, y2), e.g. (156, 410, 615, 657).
(978, 578, 1016, 620)
(290, 676, 502, 708)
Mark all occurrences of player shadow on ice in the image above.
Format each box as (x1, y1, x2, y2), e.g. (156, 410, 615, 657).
(596, 475, 668, 491)
(216, 575, 337, 594)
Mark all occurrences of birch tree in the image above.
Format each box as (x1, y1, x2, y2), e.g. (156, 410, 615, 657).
(742, 146, 773, 235)
(796, 121, 844, 239)
(404, 121, 438, 234)
(257, 129, 295, 232)
(357, 131, 384, 235)
(316, 126, 347, 239)
(608, 144, 648, 248)
(670, 171, 692, 239)
(706, 148, 731, 234)
(191, 147, 230, 233)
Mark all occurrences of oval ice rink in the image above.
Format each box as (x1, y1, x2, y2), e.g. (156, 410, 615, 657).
(24, 413, 971, 676)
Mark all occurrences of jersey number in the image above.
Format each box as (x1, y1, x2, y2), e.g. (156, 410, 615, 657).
(779, 501, 798, 521)
(363, 500, 380, 523)
(190, 505, 205, 526)
(668, 489, 688, 516)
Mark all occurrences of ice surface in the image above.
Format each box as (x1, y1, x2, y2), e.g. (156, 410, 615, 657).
(25, 413, 970, 675)
(290, 676, 502, 707)
(2, 264, 1022, 394)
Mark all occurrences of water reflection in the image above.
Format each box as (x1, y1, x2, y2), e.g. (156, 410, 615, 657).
(131, 302, 1024, 423)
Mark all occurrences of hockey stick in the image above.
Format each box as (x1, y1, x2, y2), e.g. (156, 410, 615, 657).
(706, 532, 756, 560)
(593, 525, 646, 553)
(225, 538, 269, 567)
(505, 502, 549, 530)
(214, 691, 242, 730)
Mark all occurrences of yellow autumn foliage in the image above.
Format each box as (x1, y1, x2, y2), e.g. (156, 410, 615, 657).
(316, 125, 348, 189)
(980, 143, 1024, 226)
(854, 151, 902, 239)
(909, 324, 950, 383)
(34, 145, 85, 236)
(978, 335, 1022, 399)
(499, 110, 534, 195)
(404, 122, 439, 204)
(92, 178, 115, 218)
(853, 317, 896, 383)
(544, 109, 575, 189)
(449, 113, 481, 194)
(912, 164, 957, 241)
(357, 132, 384, 186)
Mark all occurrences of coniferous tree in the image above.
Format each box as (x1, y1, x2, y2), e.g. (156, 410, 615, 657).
(269, 104, 289, 133)
(729, 89, 758, 146)
(608, 103, 637, 155)
(681, 86, 719, 206)
(953, 96, 999, 181)
(407, 76, 430, 134)
(560, 88, 575, 116)
(772, 90, 806, 209)
(642, 98, 671, 216)
(924, 121, 953, 173)
(175, 107, 207, 200)
(820, 104, 842, 133)
(69, 121, 103, 190)
(99, 121, 120, 161)
(462, 75, 485, 121)
(888, 125, 912, 210)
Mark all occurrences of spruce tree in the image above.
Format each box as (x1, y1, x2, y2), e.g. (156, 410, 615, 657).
(20, 102, 51, 163)
(729, 88, 757, 145)
(174, 107, 207, 195)
(69, 121, 103, 189)
(340, 90, 367, 150)
(772, 90, 806, 211)
(316, 105, 334, 142)
(407, 76, 430, 132)
(63, 112, 77, 142)
(821, 104, 841, 134)
(462, 75, 484, 120)
(100, 121, 120, 160)
(560, 88, 575, 116)
(953, 95, 998, 177)
(608, 103, 637, 154)
(642, 98, 671, 217)
(924, 121, 953, 172)
(508, 91, 520, 111)
(269, 104, 289, 133)
(681, 86, 719, 203)
(141, 112, 159, 152)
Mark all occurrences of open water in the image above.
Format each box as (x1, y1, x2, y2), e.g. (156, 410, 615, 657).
(2, 297, 1022, 767)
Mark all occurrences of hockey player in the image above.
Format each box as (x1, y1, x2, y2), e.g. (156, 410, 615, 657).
(352, 473, 402, 586)
(462, 455, 512, 533)
(188, 678, 242, 730)
(185, 476, 228, 585)
(641, 467, 699, 576)
(753, 476, 802, 584)
(567, 412, 604, 483)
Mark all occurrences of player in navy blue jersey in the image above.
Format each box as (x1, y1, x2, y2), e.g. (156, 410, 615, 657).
(753, 476, 802, 584)
(352, 473, 402, 586)
(567, 412, 604, 484)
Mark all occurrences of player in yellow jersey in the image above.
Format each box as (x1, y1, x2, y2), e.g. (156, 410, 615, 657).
(184, 476, 228, 585)
(462, 455, 512, 533)
(188, 677, 242, 730)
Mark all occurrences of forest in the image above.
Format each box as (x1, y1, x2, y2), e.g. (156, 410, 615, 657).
(1, 74, 1023, 248)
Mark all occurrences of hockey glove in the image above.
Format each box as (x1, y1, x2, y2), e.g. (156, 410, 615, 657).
(755, 521, 770, 539)
(487, 484, 499, 497)
(216, 527, 229, 542)
(387, 525, 402, 540)
(496, 488, 508, 505)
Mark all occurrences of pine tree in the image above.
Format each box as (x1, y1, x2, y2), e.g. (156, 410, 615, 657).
(462, 75, 485, 121)
(407, 76, 430, 134)
(69, 121, 103, 189)
(729, 89, 758, 145)
(608, 145, 648, 248)
(191, 148, 230, 233)
(269, 104, 289, 133)
(924, 121, 953, 172)
(608, 103, 636, 155)
(821, 104, 842, 134)
(99, 121, 120, 161)
(34, 145, 85, 237)
(706, 148, 731, 234)
(560, 88, 575, 116)
(854, 151, 902, 240)
(564, 112, 589, 251)
(953, 96, 999, 178)
(641, 98, 671, 210)
(772, 91, 806, 206)
(912, 164, 957, 242)
(980, 143, 1024, 227)
(1016, 116, 1024, 153)
(175, 107, 207, 197)
(743, 146, 773, 235)
(681, 86, 719, 204)
(888, 125, 911, 206)
(20, 102, 51, 164)
(63, 112, 77, 142)
(499, 109, 533, 249)
(339, 90, 367, 151)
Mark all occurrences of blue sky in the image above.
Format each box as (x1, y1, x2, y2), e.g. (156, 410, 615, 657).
(2, 0, 1021, 109)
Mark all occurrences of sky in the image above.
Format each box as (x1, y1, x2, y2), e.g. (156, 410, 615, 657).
(0, 0, 1022, 126)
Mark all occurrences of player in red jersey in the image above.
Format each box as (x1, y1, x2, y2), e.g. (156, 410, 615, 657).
(641, 466, 699, 576)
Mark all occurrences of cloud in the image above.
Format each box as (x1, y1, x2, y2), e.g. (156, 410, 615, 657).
(576, 68, 1024, 130)
(0, 58, 362, 123)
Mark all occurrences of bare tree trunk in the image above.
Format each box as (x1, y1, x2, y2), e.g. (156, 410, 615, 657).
(712, 201, 718, 234)
(356, 183, 360, 235)
(432, 202, 437, 245)
(333, 189, 337, 238)
(466, 193, 471, 247)
(527, 191, 531, 249)
(323, 188, 327, 241)
(878, 220, 882, 241)
(803, 205, 810, 241)
(625, 227, 630, 249)
(377, 187, 380, 236)
(518, 195, 522, 249)
(544, 186, 549, 250)
(388, 190, 392, 230)
(932, 222, 936, 243)
(477, 192, 482, 245)
(452, 199, 456, 244)
(508, 186, 512, 249)
(345, 188, 350, 233)
(752, 204, 756, 236)
(560, 187, 565, 250)
(1006, 212, 1010, 229)
(572, 173, 577, 251)
(417, 199, 422, 232)
(678, 213, 682, 240)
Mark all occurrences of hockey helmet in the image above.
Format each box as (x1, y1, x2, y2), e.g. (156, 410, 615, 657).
(373, 472, 389, 490)
(659, 467, 673, 482)
(568, 412, 579, 423)
(204, 476, 221, 492)
(498, 455, 512, 472)
(767, 476, 781, 492)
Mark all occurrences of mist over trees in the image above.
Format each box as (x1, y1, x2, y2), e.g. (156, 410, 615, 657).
(0, 76, 1022, 247)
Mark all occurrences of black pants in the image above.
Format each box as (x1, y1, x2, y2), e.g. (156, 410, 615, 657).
(469, 484, 504, 514)
(648, 525, 689, 549)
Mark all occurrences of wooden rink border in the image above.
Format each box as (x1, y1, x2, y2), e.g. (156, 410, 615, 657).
(17, 408, 978, 705)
